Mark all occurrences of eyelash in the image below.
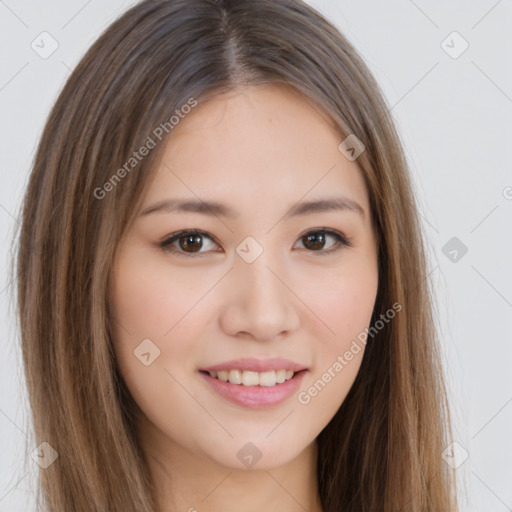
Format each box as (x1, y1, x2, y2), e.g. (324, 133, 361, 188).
(158, 228, 352, 258)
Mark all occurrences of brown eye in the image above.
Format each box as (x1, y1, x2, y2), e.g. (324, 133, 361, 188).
(179, 233, 203, 252)
(295, 229, 351, 255)
(160, 230, 219, 256)
(302, 231, 326, 250)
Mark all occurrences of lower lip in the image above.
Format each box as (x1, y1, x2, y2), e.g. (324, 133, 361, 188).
(199, 371, 307, 409)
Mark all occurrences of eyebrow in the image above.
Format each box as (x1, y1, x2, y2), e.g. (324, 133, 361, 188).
(139, 196, 365, 219)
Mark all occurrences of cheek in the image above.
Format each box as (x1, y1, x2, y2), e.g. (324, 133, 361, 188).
(309, 280, 376, 338)
(294, 255, 378, 417)
(301, 253, 378, 345)
(110, 247, 213, 342)
(108, 251, 219, 438)
(108, 248, 216, 394)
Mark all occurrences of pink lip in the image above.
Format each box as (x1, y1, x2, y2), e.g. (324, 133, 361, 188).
(200, 357, 307, 373)
(199, 370, 307, 409)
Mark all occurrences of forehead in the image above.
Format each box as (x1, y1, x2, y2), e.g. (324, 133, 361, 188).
(142, 84, 370, 219)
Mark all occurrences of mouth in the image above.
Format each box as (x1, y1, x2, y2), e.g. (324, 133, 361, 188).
(198, 358, 308, 409)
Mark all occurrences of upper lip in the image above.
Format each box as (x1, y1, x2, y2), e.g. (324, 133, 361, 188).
(200, 357, 308, 373)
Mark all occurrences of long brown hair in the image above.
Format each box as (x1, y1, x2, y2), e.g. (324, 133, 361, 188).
(14, 0, 457, 510)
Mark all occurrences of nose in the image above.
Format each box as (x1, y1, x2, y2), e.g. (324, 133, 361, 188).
(218, 251, 300, 342)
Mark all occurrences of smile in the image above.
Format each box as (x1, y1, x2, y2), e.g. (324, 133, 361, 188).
(199, 357, 309, 408)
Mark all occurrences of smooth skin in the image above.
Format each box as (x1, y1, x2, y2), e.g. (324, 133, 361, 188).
(109, 83, 379, 512)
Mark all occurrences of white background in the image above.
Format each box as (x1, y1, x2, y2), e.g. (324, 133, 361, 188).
(0, 1, 511, 510)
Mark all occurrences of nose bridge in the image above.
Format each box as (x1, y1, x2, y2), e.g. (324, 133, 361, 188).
(220, 241, 299, 340)
(236, 243, 287, 308)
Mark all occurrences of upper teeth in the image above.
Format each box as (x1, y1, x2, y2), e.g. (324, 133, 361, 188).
(209, 369, 295, 386)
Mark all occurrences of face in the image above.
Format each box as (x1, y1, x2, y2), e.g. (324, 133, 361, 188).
(109, 84, 379, 471)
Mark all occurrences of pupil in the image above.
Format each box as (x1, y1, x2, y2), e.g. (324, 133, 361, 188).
(181, 234, 202, 252)
(305, 232, 324, 250)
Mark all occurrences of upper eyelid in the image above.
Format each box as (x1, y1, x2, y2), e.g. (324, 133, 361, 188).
(161, 229, 218, 245)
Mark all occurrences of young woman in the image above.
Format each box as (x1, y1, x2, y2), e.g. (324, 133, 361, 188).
(15, 0, 457, 510)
